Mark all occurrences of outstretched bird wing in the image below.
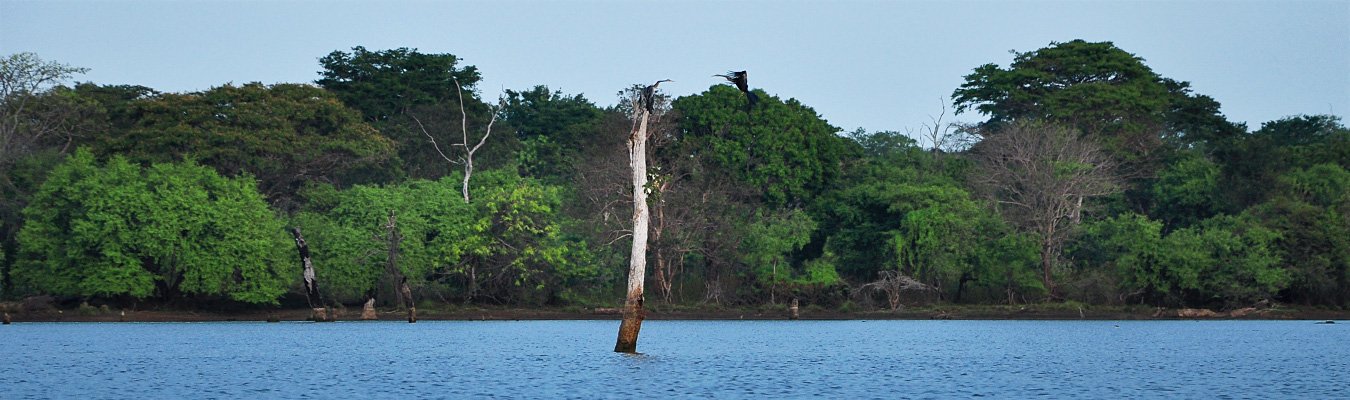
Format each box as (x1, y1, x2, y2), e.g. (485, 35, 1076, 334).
(715, 70, 757, 110)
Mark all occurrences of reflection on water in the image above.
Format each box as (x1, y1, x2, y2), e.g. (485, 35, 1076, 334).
(2, 320, 1346, 398)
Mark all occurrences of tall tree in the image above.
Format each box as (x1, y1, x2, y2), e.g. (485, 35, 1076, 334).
(952, 40, 1236, 187)
(318, 47, 495, 181)
(316, 46, 481, 122)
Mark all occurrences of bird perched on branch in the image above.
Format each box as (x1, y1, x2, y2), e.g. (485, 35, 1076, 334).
(714, 70, 759, 110)
(642, 79, 673, 113)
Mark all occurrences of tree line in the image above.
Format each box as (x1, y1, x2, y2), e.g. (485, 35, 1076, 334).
(1, 40, 1345, 311)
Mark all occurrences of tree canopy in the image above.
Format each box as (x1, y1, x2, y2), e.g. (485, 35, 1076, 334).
(317, 46, 482, 122)
(91, 82, 398, 210)
(15, 149, 291, 304)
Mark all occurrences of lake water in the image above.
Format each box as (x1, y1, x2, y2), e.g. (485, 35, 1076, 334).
(2, 320, 1346, 399)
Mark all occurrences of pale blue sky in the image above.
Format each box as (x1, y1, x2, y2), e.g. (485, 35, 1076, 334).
(3, 0, 1347, 137)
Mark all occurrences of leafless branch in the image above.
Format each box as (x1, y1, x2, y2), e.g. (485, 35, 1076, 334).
(410, 113, 458, 165)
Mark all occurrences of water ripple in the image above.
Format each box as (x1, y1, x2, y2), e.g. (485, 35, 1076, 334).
(1, 320, 1346, 398)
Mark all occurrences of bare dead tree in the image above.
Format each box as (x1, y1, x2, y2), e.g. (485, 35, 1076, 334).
(906, 100, 977, 154)
(970, 120, 1120, 298)
(615, 79, 669, 353)
(291, 227, 331, 321)
(0, 53, 88, 167)
(854, 270, 936, 310)
(412, 77, 503, 203)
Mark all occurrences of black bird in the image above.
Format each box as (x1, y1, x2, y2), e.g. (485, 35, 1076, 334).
(714, 70, 759, 109)
(642, 79, 673, 113)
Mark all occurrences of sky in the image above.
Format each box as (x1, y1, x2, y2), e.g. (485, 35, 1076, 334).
(2, 0, 1347, 138)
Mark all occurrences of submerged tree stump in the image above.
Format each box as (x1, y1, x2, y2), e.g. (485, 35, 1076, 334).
(311, 307, 334, 322)
(615, 86, 656, 353)
(361, 298, 378, 320)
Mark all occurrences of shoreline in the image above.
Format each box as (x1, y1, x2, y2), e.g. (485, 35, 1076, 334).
(4, 305, 1346, 323)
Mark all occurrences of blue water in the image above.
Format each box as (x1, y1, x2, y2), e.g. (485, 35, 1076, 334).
(2, 320, 1346, 399)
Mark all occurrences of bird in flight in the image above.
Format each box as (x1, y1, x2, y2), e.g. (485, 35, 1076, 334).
(714, 70, 759, 110)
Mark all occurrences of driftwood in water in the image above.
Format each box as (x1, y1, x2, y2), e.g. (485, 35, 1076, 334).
(383, 211, 417, 323)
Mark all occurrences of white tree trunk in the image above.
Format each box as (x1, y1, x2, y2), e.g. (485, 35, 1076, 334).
(615, 109, 650, 353)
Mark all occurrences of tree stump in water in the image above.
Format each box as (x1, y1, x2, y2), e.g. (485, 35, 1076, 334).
(310, 307, 329, 322)
(789, 298, 800, 320)
(615, 297, 645, 353)
(614, 90, 656, 353)
(361, 298, 378, 320)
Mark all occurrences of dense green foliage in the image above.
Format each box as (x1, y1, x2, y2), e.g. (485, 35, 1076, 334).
(14, 149, 291, 303)
(317, 46, 481, 122)
(2, 42, 1345, 312)
(294, 170, 599, 305)
(84, 82, 398, 210)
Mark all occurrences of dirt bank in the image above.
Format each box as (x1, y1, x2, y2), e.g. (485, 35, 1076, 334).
(3, 304, 1346, 323)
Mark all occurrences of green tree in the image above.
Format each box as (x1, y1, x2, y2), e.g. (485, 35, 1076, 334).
(1159, 215, 1285, 309)
(15, 149, 292, 303)
(93, 83, 397, 210)
(317, 47, 501, 181)
(1213, 115, 1349, 210)
(672, 85, 855, 206)
(316, 46, 481, 122)
(1150, 151, 1223, 229)
(1248, 164, 1350, 306)
(889, 183, 986, 298)
(1073, 213, 1166, 304)
(502, 85, 603, 183)
(951, 39, 1240, 197)
(295, 170, 598, 305)
(1076, 213, 1286, 308)
(740, 209, 818, 302)
(952, 40, 1170, 159)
